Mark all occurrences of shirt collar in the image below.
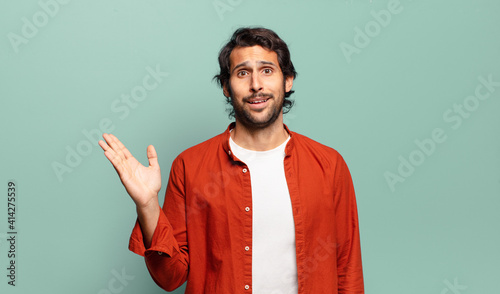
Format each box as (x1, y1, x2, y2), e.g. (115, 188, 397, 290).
(222, 122, 295, 161)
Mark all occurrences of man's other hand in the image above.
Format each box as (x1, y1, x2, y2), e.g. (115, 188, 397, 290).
(98, 133, 161, 209)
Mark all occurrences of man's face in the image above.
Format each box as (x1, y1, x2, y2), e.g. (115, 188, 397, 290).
(224, 45, 293, 129)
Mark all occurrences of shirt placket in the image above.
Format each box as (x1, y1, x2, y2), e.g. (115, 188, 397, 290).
(241, 164, 253, 292)
(228, 147, 253, 293)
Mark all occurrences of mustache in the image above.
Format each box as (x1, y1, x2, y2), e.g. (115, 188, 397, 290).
(242, 93, 274, 102)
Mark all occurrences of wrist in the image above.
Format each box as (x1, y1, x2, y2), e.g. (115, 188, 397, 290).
(136, 200, 160, 221)
(135, 194, 160, 212)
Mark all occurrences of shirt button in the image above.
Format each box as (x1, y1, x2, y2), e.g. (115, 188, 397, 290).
(245, 246, 250, 251)
(245, 206, 250, 212)
(244, 285, 250, 290)
(242, 168, 248, 173)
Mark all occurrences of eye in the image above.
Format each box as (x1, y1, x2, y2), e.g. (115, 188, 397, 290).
(237, 70, 248, 77)
(262, 68, 273, 75)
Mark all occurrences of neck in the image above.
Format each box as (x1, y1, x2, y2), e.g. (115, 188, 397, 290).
(231, 117, 289, 151)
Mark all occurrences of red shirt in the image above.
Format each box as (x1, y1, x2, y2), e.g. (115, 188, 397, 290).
(129, 123, 364, 293)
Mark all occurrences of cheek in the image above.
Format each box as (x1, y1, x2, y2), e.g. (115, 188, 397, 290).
(230, 80, 249, 95)
(266, 78, 285, 92)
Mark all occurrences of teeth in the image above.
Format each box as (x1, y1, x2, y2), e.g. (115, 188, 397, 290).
(249, 99, 268, 104)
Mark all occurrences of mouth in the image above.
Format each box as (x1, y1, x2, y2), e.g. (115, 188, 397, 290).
(248, 98, 269, 104)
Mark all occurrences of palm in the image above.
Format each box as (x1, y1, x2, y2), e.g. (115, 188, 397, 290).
(99, 133, 161, 207)
(119, 155, 161, 204)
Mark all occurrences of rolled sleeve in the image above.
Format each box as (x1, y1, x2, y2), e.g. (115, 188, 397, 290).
(128, 207, 180, 257)
(127, 155, 189, 291)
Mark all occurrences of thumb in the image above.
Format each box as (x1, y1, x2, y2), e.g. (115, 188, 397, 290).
(146, 145, 159, 168)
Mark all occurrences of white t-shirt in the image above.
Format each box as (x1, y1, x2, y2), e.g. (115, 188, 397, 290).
(229, 136, 298, 294)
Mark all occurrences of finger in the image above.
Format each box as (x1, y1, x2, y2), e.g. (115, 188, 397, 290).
(108, 133, 133, 159)
(101, 134, 127, 174)
(103, 148, 127, 178)
(147, 145, 159, 168)
(105, 133, 128, 160)
(98, 138, 111, 152)
(99, 135, 120, 160)
(101, 133, 118, 153)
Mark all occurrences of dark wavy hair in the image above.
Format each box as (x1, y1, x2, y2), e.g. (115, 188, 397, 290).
(213, 27, 297, 118)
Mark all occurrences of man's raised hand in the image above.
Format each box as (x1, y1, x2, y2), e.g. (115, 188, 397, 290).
(98, 133, 161, 209)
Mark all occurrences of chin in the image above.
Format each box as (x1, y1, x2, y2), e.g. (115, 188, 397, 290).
(242, 113, 281, 129)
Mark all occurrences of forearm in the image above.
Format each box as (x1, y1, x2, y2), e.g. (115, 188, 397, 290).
(136, 198, 161, 249)
(128, 205, 189, 291)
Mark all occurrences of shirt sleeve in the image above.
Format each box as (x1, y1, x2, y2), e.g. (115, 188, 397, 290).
(333, 153, 365, 294)
(128, 156, 189, 292)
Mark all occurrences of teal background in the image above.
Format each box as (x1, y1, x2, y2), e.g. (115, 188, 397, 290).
(1, 0, 499, 293)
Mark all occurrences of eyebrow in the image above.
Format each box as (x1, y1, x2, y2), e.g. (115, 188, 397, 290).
(231, 61, 277, 74)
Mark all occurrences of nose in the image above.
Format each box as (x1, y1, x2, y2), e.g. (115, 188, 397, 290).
(250, 73, 263, 93)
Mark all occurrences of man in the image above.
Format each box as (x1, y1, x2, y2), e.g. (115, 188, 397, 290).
(99, 27, 364, 293)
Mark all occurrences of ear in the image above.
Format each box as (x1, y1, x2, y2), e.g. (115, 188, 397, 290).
(223, 82, 230, 98)
(285, 76, 294, 92)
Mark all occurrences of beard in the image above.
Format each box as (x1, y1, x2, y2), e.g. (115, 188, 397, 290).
(229, 81, 286, 130)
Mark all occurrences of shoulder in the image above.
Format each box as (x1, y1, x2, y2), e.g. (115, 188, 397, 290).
(290, 131, 342, 159)
(172, 131, 226, 166)
(288, 131, 351, 175)
(290, 132, 354, 187)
